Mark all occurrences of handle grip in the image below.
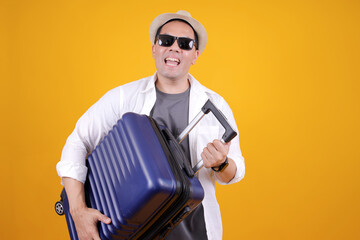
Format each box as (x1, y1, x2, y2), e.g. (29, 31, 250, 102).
(201, 100, 237, 143)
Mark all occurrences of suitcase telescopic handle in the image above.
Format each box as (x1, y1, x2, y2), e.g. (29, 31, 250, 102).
(177, 100, 237, 144)
(176, 99, 237, 174)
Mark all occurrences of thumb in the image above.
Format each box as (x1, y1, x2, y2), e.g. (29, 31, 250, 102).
(224, 141, 231, 150)
(96, 212, 111, 224)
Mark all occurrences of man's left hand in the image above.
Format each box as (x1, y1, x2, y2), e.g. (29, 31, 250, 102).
(201, 140, 230, 169)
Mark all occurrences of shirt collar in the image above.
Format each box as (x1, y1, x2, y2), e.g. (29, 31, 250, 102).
(141, 72, 158, 93)
(188, 73, 213, 95)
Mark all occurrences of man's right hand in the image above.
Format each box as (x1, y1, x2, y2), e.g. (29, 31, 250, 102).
(62, 177, 111, 240)
(70, 205, 111, 240)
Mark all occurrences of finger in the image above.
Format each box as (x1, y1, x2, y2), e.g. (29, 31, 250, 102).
(201, 150, 213, 168)
(204, 148, 220, 167)
(213, 140, 230, 156)
(206, 142, 217, 154)
(207, 143, 223, 160)
(201, 152, 209, 168)
(201, 149, 209, 162)
(203, 147, 213, 161)
(206, 143, 225, 162)
(224, 141, 231, 151)
(97, 212, 111, 224)
(213, 140, 227, 152)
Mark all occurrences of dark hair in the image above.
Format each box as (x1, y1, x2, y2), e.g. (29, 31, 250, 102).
(154, 19, 199, 50)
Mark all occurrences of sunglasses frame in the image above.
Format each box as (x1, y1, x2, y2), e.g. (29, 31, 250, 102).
(157, 34, 196, 51)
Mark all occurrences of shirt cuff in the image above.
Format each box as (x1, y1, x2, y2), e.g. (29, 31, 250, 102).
(56, 161, 88, 185)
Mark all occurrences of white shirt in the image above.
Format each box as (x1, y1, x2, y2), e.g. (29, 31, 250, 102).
(56, 73, 245, 240)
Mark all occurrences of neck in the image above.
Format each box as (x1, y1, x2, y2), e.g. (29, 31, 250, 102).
(155, 74, 190, 94)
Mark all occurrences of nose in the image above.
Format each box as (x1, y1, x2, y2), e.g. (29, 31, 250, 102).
(169, 39, 181, 52)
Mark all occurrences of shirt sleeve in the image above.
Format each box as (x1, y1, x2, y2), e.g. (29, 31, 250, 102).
(56, 87, 123, 184)
(215, 99, 245, 185)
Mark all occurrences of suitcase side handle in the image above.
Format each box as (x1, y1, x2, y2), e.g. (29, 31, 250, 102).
(201, 100, 237, 143)
(162, 128, 195, 178)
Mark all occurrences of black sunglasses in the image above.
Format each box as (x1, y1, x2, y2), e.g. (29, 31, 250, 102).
(158, 34, 195, 51)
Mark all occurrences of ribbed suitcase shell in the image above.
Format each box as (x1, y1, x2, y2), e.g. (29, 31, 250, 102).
(63, 112, 204, 239)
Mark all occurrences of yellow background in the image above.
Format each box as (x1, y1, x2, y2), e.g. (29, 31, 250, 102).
(1, 0, 359, 239)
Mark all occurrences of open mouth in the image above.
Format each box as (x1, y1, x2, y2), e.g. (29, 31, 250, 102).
(164, 57, 180, 66)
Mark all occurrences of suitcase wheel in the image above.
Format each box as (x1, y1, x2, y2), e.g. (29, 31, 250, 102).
(55, 201, 64, 216)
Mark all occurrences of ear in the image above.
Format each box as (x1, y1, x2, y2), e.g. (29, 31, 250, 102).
(191, 50, 200, 65)
(152, 45, 156, 59)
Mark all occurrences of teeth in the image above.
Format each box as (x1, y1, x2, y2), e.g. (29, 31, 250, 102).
(166, 58, 180, 63)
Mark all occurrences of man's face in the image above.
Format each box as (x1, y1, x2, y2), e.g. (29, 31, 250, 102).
(152, 20, 199, 82)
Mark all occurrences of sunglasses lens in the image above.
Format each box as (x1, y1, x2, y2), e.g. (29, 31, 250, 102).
(178, 38, 194, 50)
(158, 35, 175, 47)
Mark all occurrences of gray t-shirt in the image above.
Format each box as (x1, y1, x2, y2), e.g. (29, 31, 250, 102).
(150, 87, 207, 240)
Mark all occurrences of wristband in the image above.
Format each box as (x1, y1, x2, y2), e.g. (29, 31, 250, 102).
(211, 156, 229, 172)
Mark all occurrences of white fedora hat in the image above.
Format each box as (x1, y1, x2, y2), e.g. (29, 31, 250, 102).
(149, 10, 207, 55)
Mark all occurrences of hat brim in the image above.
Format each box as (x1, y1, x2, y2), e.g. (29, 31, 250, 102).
(149, 12, 207, 55)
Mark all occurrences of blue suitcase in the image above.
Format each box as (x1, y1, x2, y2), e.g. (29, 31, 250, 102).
(55, 100, 237, 239)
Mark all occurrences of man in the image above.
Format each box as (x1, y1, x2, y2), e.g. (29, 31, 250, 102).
(57, 10, 245, 240)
